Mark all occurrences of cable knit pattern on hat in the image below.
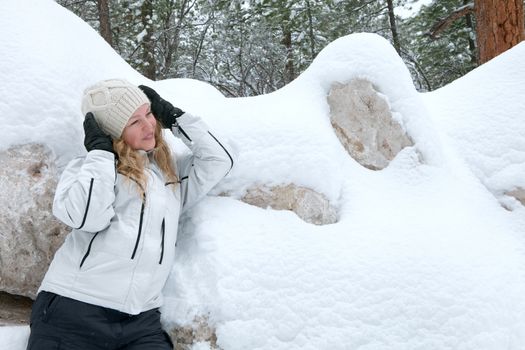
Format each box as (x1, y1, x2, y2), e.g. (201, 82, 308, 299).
(81, 79, 150, 139)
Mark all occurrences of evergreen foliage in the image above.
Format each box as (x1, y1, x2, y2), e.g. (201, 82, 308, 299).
(57, 0, 519, 95)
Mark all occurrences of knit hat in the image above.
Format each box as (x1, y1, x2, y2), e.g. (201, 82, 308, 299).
(81, 79, 150, 139)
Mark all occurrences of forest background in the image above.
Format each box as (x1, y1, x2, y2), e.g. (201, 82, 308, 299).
(57, 0, 525, 97)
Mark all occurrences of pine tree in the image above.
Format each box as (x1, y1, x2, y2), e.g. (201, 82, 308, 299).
(97, 0, 113, 45)
(475, 0, 524, 63)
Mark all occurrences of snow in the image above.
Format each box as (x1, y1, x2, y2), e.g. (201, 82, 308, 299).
(423, 43, 525, 209)
(0, 326, 29, 349)
(1, 0, 525, 349)
(396, 0, 434, 19)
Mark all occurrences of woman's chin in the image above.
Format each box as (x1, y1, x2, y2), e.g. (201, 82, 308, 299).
(143, 140, 156, 152)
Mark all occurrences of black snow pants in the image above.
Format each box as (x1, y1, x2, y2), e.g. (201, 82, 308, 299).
(26, 291, 173, 350)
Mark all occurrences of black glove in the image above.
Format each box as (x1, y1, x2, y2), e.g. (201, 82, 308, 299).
(83, 113, 114, 154)
(139, 84, 184, 128)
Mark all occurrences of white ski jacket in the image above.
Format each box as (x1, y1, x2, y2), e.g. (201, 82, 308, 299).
(39, 113, 234, 315)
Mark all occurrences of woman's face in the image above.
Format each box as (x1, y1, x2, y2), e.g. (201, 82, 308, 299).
(122, 103, 156, 151)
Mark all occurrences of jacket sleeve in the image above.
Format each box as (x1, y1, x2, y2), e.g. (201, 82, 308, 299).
(53, 150, 116, 232)
(174, 113, 234, 213)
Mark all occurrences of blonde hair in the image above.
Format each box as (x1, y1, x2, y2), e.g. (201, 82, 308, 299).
(114, 122, 178, 198)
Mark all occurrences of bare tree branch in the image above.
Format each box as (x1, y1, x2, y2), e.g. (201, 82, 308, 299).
(428, 3, 475, 39)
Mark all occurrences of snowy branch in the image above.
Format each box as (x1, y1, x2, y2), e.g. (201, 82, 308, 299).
(428, 3, 475, 40)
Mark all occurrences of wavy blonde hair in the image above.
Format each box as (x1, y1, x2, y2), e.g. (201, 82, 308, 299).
(113, 122, 178, 198)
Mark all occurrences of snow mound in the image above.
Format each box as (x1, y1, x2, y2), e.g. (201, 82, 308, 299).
(424, 42, 525, 208)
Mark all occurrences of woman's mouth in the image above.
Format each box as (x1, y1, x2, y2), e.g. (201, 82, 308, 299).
(143, 133, 154, 140)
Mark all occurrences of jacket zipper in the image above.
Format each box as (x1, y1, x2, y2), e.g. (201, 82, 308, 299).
(131, 197, 146, 259)
(159, 218, 165, 264)
(174, 121, 192, 142)
(76, 178, 94, 230)
(79, 231, 100, 268)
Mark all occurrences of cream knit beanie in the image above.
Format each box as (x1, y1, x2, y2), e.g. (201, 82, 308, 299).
(81, 79, 150, 139)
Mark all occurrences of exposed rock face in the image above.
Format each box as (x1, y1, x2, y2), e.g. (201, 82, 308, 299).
(169, 316, 219, 350)
(506, 188, 525, 206)
(328, 79, 414, 170)
(241, 184, 337, 225)
(0, 291, 33, 326)
(0, 143, 68, 299)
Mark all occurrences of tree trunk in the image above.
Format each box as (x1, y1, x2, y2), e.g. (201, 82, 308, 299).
(283, 28, 294, 84)
(464, 0, 477, 63)
(306, 0, 316, 60)
(475, 0, 524, 64)
(140, 0, 156, 80)
(97, 0, 112, 46)
(386, 0, 401, 54)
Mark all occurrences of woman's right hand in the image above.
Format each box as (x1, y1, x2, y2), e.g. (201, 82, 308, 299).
(83, 112, 114, 154)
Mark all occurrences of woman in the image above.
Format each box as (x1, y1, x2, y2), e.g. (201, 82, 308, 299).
(26, 79, 234, 349)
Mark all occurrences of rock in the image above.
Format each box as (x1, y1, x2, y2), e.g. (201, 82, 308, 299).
(0, 143, 68, 299)
(168, 315, 219, 350)
(328, 79, 414, 170)
(0, 291, 33, 326)
(506, 188, 525, 206)
(240, 184, 337, 225)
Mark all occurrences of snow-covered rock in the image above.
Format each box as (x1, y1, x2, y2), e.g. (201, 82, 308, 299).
(240, 184, 337, 225)
(0, 143, 68, 299)
(506, 188, 525, 207)
(168, 316, 218, 350)
(328, 79, 414, 170)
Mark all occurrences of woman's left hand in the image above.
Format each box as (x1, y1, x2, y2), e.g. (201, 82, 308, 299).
(139, 85, 185, 128)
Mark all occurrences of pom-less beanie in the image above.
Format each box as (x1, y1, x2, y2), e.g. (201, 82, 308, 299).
(81, 79, 150, 139)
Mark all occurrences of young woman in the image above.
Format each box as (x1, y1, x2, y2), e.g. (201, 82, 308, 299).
(26, 79, 234, 349)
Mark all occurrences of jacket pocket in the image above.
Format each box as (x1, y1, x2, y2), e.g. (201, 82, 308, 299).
(159, 218, 165, 264)
(42, 292, 61, 323)
(80, 232, 100, 268)
(131, 198, 146, 259)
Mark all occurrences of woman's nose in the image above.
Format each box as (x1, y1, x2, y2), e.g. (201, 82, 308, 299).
(142, 118, 154, 130)
(147, 117, 156, 129)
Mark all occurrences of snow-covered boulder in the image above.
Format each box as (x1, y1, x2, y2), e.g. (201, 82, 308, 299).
(240, 184, 337, 225)
(328, 79, 414, 170)
(506, 188, 525, 207)
(0, 143, 68, 299)
(168, 316, 218, 350)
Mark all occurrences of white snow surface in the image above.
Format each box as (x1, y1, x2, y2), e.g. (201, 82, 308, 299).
(396, 0, 434, 18)
(1, 1, 525, 350)
(423, 44, 525, 210)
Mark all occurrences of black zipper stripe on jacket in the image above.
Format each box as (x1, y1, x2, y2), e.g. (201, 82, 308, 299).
(131, 199, 146, 259)
(179, 176, 188, 182)
(76, 178, 95, 230)
(79, 231, 100, 268)
(177, 125, 192, 142)
(116, 171, 147, 260)
(114, 159, 118, 182)
(159, 219, 165, 264)
(207, 131, 234, 172)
